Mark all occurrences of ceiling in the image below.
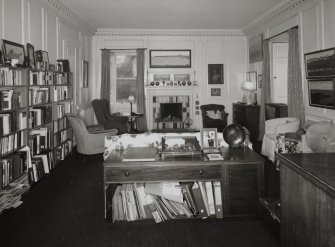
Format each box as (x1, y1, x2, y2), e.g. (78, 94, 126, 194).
(59, 0, 283, 30)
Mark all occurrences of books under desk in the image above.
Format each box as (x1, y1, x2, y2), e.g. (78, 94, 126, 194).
(106, 181, 223, 223)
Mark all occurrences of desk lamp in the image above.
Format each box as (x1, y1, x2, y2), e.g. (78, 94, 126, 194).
(241, 81, 256, 105)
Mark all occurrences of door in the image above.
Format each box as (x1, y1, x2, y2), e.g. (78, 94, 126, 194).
(272, 43, 288, 104)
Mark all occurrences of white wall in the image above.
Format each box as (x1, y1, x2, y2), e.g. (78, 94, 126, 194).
(92, 30, 247, 129)
(0, 0, 94, 116)
(246, 0, 335, 122)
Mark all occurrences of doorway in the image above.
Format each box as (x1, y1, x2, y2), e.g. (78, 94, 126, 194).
(272, 42, 288, 104)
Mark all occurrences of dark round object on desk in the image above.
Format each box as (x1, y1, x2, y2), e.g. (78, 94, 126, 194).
(223, 124, 246, 147)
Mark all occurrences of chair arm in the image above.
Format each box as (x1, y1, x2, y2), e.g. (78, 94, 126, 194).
(275, 121, 300, 135)
(87, 124, 104, 132)
(89, 128, 118, 135)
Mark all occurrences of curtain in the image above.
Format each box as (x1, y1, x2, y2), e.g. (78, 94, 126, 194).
(258, 39, 271, 141)
(136, 49, 148, 132)
(287, 28, 305, 126)
(101, 50, 111, 100)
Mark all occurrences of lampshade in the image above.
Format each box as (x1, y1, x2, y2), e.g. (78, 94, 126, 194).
(128, 95, 135, 103)
(241, 81, 256, 91)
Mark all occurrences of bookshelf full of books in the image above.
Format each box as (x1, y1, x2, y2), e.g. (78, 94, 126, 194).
(0, 66, 30, 212)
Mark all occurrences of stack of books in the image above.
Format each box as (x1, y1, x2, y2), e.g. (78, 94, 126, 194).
(110, 181, 223, 223)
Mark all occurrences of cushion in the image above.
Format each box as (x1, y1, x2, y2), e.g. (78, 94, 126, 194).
(305, 121, 335, 153)
(206, 110, 222, 120)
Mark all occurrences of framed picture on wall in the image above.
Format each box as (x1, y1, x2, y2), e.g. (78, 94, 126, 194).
(249, 34, 263, 63)
(150, 50, 191, 68)
(304, 48, 335, 78)
(83, 61, 89, 88)
(2, 39, 26, 66)
(211, 88, 221, 96)
(208, 64, 224, 84)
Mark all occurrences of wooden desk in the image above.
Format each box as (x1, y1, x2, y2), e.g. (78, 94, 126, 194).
(104, 147, 264, 222)
(278, 153, 335, 247)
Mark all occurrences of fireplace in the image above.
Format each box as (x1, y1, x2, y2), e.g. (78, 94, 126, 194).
(160, 103, 183, 122)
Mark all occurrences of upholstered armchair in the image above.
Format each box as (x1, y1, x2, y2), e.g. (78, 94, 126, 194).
(66, 114, 118, 156)
(200, 104, 229, 132)
(92, 99, 129, 134)
(261, 117, 300, 161)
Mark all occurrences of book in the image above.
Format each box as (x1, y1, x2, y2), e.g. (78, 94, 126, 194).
(192, 182, 208, 218)
(205, 182, 216, 215)
(198, 181, 209, 215)
(206, 153, 224, 160)
(122, 147, 156, 162)
(180, 182, 199, 216)
(213, 181, 223, 218)
(145, 182, 183, 203)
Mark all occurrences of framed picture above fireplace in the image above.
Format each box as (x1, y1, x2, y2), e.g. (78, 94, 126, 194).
(150, 50, 191, 68)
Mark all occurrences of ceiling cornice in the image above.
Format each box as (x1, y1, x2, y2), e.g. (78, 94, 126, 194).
(95, 29, 245, 37)
(36, 0, 96, 34)
(244, 0, 308, 35)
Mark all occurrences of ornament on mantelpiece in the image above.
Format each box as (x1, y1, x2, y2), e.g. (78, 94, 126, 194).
(242, 94, 247, 104)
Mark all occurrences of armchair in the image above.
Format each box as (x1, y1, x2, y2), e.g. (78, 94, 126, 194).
(92, 99, 129, 134)
(261, 117, 300, 161)
(66, 114, 118, 156)
(200, 104, 229, 132)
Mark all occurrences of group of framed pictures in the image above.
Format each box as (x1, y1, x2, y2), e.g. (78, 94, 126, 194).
(0, 39, 49, 69)
(304, 47, 335, 109)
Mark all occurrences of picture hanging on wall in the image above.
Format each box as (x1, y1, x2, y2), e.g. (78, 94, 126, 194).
(249, 34, 263, 63)
(304, 48, 335, 78)
(150, 50, 191, 68)
(211, 88, 221, 96)
(208, 64, 224, 84)
(83, 61, 89, 88)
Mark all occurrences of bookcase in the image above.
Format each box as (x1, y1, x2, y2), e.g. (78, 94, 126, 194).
(104, 147, 264, 223)
(0, 65, 73, 213)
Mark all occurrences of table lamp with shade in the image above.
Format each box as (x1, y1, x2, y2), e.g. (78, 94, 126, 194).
(241, 81, 257, 105)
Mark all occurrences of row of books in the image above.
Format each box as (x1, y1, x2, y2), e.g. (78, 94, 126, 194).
(53, 117, 68, 133)
(28, 87, 50, 105)
(54, 128, 72, 146)
(0, 152, 28, 189)
(28, 127, 51, 156)
(0, 131, 26, 156)
(53, 103, 72, 119)
(0, 89, 23, 111)
(29, 71, 68, 86)
(28, 150, 54, 185)
(0, 67, 27, 86)
(28, 106, 52, 128)
(109, 181, 222, 223)
(0, 111, 27, 135)
(53, 86, 69, 102)
(55, 140, 72, 164)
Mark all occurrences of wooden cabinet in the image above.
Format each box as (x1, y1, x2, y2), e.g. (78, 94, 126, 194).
(278, 153, 335, 247)
(232, 103, 260, 142)
(104, 147, 264, 221)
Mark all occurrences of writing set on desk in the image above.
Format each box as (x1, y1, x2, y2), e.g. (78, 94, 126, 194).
(206, 153, 224, 161)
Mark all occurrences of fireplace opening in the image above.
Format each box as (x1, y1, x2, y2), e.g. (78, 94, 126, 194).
(160, 103, 183, 122)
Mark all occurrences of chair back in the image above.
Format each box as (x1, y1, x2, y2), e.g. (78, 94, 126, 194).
(200, 104, 228, 132)
(92, 99, 111, 124)
(66, 114, 88, 153)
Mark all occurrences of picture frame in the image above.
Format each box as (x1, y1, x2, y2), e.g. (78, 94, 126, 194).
(304, 48, 335, 78)
(26, 43, 36, 68)
(308, 79, 335, 109)
(83, 61, 89, 88)
(0, 50, 3, 65)
(249, 34, 263, 63)
(211, 88, 221, 96)
(200, 128, 219, 151)
(208, 64, 224, 84)
(246, 71, 257, 89)
(150, 50, 191, 68)
(2, 39, 25, 66)
(258, 74, 262, 89)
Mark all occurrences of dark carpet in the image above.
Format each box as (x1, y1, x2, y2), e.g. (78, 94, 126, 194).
(0, 152, 280, 247)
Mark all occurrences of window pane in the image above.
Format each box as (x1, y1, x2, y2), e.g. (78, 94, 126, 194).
(116, 55, 137, 78)
(116, 79, 137, 101)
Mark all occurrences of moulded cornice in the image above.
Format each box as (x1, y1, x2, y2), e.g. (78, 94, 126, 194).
(244, 0, 309, 35)
(95, 29, 245, 37)
(34, 0, 96, 34)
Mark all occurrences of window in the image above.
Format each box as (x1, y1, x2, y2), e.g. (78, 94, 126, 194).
(112, 53, 137, 102)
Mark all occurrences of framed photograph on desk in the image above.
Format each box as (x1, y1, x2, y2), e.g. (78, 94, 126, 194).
(201, 128, 220, 153)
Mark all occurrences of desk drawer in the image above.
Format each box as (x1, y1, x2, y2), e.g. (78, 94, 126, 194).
(105, 165, 222, 182)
